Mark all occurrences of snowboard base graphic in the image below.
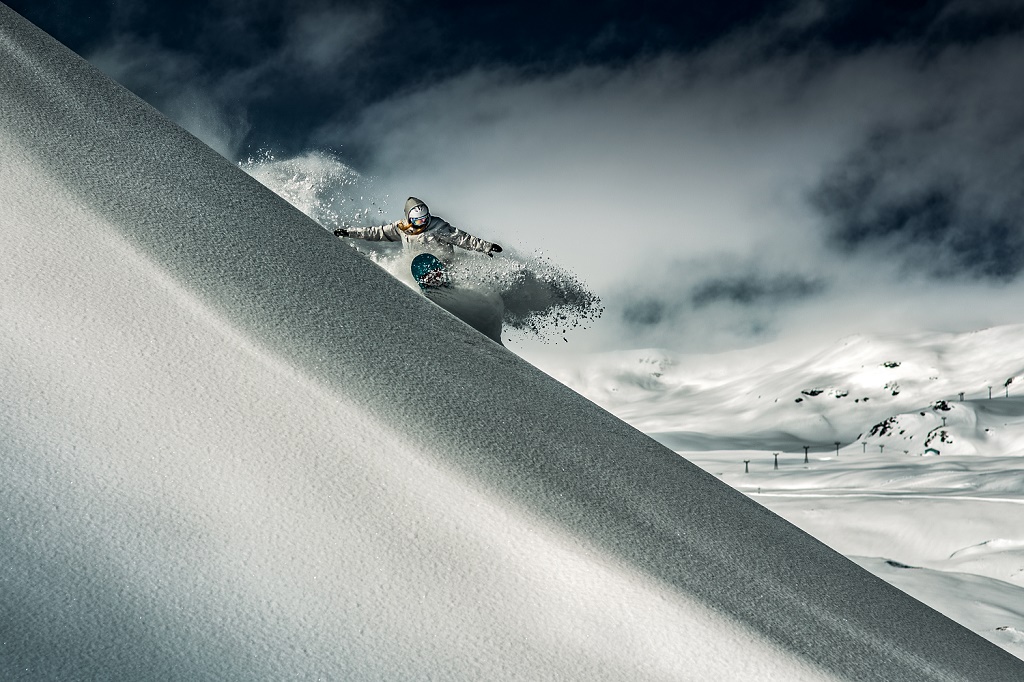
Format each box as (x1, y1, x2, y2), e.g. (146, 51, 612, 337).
(411, 253, 504, 344)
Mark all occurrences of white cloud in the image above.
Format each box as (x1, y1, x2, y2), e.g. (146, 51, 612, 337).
(83, 2, 1024, 354)
(318, 20, 1024, 353)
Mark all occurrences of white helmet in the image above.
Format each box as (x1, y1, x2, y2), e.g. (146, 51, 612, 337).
(408, 203, 430, 226)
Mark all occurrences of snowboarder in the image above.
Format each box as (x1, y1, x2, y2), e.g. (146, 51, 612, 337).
(335, 197, 506, 344)
(334, 197, 503, 257)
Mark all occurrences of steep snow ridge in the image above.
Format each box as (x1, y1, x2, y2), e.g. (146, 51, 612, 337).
(2, 5, 1023, 680)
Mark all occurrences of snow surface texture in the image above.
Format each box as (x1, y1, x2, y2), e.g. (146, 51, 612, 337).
(1, 5, 1023, 680)
(241, 152, 604, 345)
(554, 326, 1024, 658)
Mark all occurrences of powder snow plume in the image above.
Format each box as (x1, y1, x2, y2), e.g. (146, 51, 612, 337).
(450, 249, 603, 341)
(242, 151, 602, 343)
(241, 150, 392, 229)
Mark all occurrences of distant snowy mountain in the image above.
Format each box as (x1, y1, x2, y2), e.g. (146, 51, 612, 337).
(2, 4, 1023, 681)
(556, 325, 1024, 455)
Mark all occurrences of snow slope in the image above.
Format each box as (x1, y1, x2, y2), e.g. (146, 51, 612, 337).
(2, 5, 1022, 680)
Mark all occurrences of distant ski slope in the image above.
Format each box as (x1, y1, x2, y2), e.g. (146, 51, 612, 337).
(557, 326, 1024, 453)
(1, 3, 1022, 680)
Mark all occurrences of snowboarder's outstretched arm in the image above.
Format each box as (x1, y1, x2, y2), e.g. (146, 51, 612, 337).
(334, 216, 503, 255)
(334, 221, 404, 242)
(435, 221, 503, 255)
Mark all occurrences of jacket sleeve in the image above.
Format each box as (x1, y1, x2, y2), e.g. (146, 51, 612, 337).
(345, 220, 404, 242)
(435, 222, 495, 253)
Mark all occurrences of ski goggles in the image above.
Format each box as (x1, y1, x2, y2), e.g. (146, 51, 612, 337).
(410, 214, 430, 227)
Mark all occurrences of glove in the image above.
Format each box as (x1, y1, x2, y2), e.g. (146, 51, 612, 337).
(334, 227, 349, 237)
(487, 243, 503, 256)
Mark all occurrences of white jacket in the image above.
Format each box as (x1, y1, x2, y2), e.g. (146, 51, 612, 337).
(345, 216, 496, 255)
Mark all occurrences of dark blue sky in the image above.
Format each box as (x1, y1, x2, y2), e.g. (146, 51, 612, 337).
(9, 0, 1015, 159)
(10, 0, 778, 156)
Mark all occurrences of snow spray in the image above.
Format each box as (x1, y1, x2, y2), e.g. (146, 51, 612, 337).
(242, 152, 603, 344)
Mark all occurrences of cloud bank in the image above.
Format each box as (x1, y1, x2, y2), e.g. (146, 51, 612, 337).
(316, 4, 1024, 353)
(58, 0, 1024, 354)
(811, 36, 1024, 283)
(84, 1, 384, 158)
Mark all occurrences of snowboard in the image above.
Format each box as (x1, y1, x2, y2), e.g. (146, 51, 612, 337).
(410, 253, 504, 345)
(411, 253, 450, 289)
